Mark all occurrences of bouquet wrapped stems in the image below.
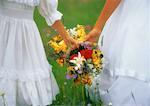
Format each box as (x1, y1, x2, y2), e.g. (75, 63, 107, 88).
(84, 86, 93, 105)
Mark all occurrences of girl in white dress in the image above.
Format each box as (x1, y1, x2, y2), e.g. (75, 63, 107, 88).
(86, 0, 150, 106)
(0, 0, 77, 106)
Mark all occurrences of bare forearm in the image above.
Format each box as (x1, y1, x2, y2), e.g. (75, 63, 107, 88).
(52, 20, 78, 47)
(94, 0, 121, 33)
(52, 20, 69, 41)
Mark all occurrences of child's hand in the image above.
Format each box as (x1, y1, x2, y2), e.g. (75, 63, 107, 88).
(86, 29, 101, 43)
(64, 37, 79, 57)
(52, 20, 79, 49)
(64, 36, 79, 49)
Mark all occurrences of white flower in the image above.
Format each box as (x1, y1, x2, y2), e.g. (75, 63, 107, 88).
(87, 64, 94, 69)
(69, 28, 77, 36)
(92, 68, 97, 73)
(70, 52, 85, 70)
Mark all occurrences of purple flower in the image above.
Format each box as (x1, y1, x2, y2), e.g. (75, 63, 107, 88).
(66, 74, 71, 79)
(73, 74, 77, 78)
(87, 46, 92, 50)
(77, 70, 83, 74)
(66, 74, 77, 79)
(81, 43, 85, 46)
(81, 42, 88, 48)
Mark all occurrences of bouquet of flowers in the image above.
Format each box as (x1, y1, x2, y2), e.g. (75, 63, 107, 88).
(48, 35, 67, 66)
(48, 25, 104, 86)
(66, 42, 104, 86)
(48, 25, 87, 66)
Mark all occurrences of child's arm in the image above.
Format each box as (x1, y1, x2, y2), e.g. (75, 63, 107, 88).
(38, 0, 78, 48)
(52, 20, 78, 48)
(86, 0, 121, 42)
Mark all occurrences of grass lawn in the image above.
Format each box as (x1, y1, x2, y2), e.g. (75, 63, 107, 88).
(34, 0, 105, 105)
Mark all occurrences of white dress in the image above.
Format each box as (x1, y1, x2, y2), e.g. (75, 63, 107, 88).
(0, 0, 62, 106)
(89, 0, 150, 106)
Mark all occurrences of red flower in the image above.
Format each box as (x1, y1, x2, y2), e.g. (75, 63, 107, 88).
(80, 49, 93, 59)
(70, 54, 78, 60)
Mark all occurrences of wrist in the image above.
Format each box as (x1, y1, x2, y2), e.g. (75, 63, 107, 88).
(64, 36, 71, 46)
(93, 28, 101, 36)
(88, 29, 100, 38)
(85, 28, 101, 42)
(65, 36, 71, 42)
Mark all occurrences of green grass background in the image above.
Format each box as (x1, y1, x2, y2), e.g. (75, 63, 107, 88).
(34, 0, 105, 105)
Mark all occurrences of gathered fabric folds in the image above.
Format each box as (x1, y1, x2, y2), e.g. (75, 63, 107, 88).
(0, 2, 60, 106)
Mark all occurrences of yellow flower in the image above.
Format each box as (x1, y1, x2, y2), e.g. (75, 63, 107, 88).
(77, 29, 86, 39)
(52, 35, 62, 42)
(67, 66, 75, 71)
(58, 40, 67, 52)
(93, 59, 100, 64)
(95, 63, 102, 69)
(48, 35, 68, 53)
(92, 50, 101, 57)
(75, 33, 86, 41)
(73, 24, 86, 41)
(48, 41, 59, 49)
(48, 41, 61, 53)
(77, 25, 85, 30)
(92, 49, 103, 70)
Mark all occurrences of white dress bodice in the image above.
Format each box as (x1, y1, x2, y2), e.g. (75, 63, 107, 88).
(0, 0, 62, 26)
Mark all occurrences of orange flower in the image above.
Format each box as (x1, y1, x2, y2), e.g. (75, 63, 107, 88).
(74, 77, 81, 85)
(56, 58, 64, 66)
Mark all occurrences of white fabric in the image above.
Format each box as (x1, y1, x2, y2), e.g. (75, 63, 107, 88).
(89, 69, 150, 106)
(38, 0, 63, 26)
(1, 0, 62, 26)
(98, 0, 150, 81)
(99, 76, 150, 106)
(6, 0, 40, 6)
(90, 0, 150, 105)
(0, 0, 62, 106)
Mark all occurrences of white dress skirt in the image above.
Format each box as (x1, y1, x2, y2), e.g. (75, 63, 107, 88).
(89, 0, 150, 106)
(0, 0, 62, 106)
